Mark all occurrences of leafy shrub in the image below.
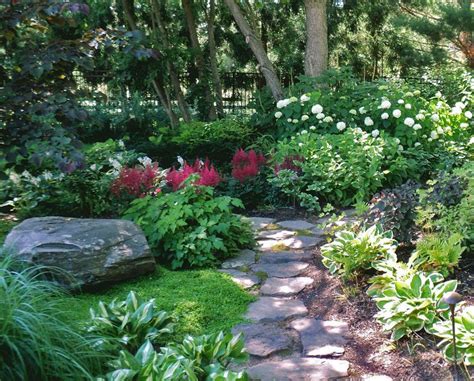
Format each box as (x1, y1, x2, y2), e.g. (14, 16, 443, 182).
(124, 182, 254, 269)
(409, 233, 465, 277)
(321, 225, 397, 280)
(431, 306, 474, 366)
(373, 272, 456, 340)
(364, 180, 420, 243)
(107, 332, 248, 380)
(426, 172, 468, 207)
(0, 256, 101, 380)
(167, 159, 221, 191)
(172, 118, 255, 165)
(271, 129, 419, 210)
(88, 291, 175, 353)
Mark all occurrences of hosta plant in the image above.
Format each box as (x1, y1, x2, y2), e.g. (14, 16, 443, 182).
(106, 332, 248, 381)
(431, 306, 474, 366)
(321, 225, 397, 280)
(366, 259, 415, 298)
(373, 272, 457, 340)
(88, 291, 175, 353)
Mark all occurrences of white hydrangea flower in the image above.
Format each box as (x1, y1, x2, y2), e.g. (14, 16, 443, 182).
(287, 118, 292, 122)
(275, 111, 282, 119)
(323, 116, 333, 123)
(465, 111, 472, 119)
(292, 119, 298, 124)
(298, 142, 304, 147)
(404, 117, 415, 127)
(364, 117, 374, 126)
(277, 99, 290, 109)
(380, 100, 391, 109)
(460, 122, 469, 128)
(435, 91, 442, 98)
(336, 121, 346, 131)
(138, 156, 153, 167)
(349, 109, 357, 115)
(381, 112, 389, 120)
(428, 138, 433, 142)
(354, 127, 363, 133)
(444, 126, 452, 133)
(316, 112, 325, 120)
(289, 96, 298, 103)
(416, 113, 425, 120)
(437, 126, 444, 134)
(414, 142, 421, 147)
(371, 129, 380, 138)
(398, 145, 404, 151)
(311, 104, 323, 114)
(301, 114, 309, 121)
(301, 130, 308, 134)
(430, 131, 439, 139)
(398, 99, 404, 104)
(422, 134, 428, 138)
(393, 109, 402, 118)
(451, 106, 462, 115)
(431, 114, 440, 122)
(118, 140, 125, 148)
(413, 90, 421, 96)
(413, 124, 422, 130)
(90, 164, 98, 171)
(405, 92, 414, 97)
(405, 104, 412, 109)
(300, 94, 310, 102)
(359, 106, 367, 114)
(309, 125, 316, 130)
(455, 101, 465, 109)
(394, 138, 400, 144)
(436, 101, 443, 109)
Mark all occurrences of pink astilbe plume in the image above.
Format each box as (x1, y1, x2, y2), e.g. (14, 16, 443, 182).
(167, 159, 221, 190)
(231, 149, 266, 182)
(274, 155, 304, 174)
(111, 164, 160, 197)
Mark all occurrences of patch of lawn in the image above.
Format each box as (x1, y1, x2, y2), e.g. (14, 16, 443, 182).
(60, 266, 255, 341)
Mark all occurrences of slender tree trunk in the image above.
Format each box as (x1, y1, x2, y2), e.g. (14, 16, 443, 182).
(121, 0, 179, 126)
(182, 0, 217, 120)
(151, 0, 191, 122)
(224, 0, 283, 101)
(304, 0, 328, 77)
(206, 0, 224, 117)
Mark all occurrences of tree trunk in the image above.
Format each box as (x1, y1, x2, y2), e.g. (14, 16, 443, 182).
(304, 0, 328, 77)
(224, 0, 283, 101)
(206, 0, 224, 117)
(121, 0, 179, 127)
(182, 0, 217, 120)
(151, 0, 192, 122)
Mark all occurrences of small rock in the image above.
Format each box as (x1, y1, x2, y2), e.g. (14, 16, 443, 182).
(232, 323, 292, 357)
(221, 249, 256, 269)
(259, 251, 313, 264)
(247, 357, 350, 380)
(251, 262, 309, 278)
(290, 318, 349, 357)
(246, 297, 308, 322)
(261, 277, 313, 296)
(281, 235, 324, 249)
(257, 230, 295, 240)
(246, 217, 276, 230)
(277, 220, 316, 230)
(219, 269, 260, 289)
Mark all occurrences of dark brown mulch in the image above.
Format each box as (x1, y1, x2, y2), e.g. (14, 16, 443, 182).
(301, 246, 472, 381)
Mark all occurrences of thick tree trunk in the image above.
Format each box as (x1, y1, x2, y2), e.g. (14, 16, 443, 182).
(206, 0, 224, 117)
(224, 0, 283, 101)
(182, 0, 217, 120)
(151, 0, 192, 122)
(304, 0, 328, 77)
(121, 0, 179, 127)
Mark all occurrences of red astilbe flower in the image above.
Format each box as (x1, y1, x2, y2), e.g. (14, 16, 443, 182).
(274, 155, 304, 174)
(167, 159, 221, 190)
(111, 164, 159, 197)
(231, 149, 266, 182)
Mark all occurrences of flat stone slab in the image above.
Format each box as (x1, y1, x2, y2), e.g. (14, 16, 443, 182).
(290, 318, 349, 357)
(219, 269, 260, 289)
(247, 217, 276, 230)
(247, 357, 350, 380)
(261, 277, 313, 296)
(259, 251, 313, 264)
(246, 297, 308, 322)
(232, 323, 292, 357)
(221, 249, 256, 269)
(258, 239, 281, 251)
(277, 220, 316, 230)
(257, 230, 295, 240)
(281, 235, 324, 249)
(251, 262, 309, 278)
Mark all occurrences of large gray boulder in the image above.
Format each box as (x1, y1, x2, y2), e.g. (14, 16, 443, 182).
(3, 217, 155, 289)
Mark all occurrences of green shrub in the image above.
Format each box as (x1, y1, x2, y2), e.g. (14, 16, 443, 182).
(124, 182, 255, 269)
(409, 234, 465, 277)
(431, 306, 474, 366)
(321, 225, 398, 280)
(172, 118, 255, 165)
(0, 256, 101, 380)
(373, 271, 456, 340)
(88, 291, 175, 353)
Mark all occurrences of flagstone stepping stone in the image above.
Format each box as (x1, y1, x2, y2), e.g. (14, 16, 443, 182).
(281, 235, 324, 249)
(247, 357, 350, 380)
(221, 249, 256, 269)
(219, 269, 260, 289)
(259, 251, 313, 264)
(232, 323, 292, 357)
(277, 220, 316, 230)
(261, 277, 313, 296)
(246, 217, 276, 230)
(246, 297, 308, 322)
(290, 318, 349, 357)
(258, 239, 282, 251)
(251, 262, 309, 278)
(257, 230, 295, 240)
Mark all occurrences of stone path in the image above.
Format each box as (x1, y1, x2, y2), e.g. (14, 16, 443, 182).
(222, 217, 352, 380)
